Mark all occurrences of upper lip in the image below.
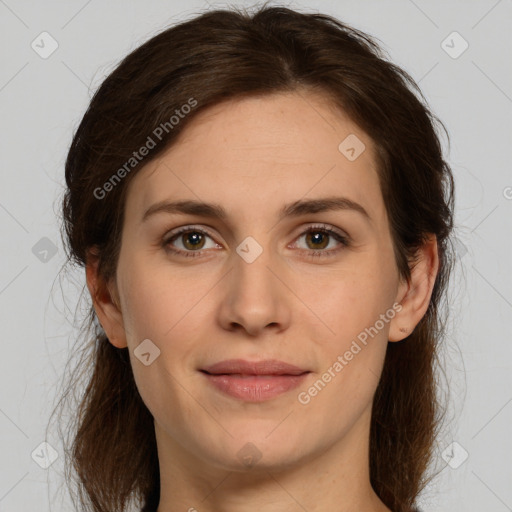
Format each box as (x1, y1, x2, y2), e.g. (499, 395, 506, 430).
(201, 359, 309, 376)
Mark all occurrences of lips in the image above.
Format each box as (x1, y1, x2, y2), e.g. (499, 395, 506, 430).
(200, 358, 309, 376)
(200, 359, 311, 402)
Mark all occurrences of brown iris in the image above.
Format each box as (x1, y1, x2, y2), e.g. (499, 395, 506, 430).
(181, 231, 206, 250)
(305, 231, 329, 250)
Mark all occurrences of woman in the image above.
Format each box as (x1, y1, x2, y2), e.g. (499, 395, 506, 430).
(56, 4, 454, 511)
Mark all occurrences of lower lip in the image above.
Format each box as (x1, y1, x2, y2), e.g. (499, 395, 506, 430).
(201, 372, 309, 402)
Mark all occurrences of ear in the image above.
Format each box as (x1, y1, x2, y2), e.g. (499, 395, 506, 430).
(85, 247, 128, 349)
(388, 235, 439, 342)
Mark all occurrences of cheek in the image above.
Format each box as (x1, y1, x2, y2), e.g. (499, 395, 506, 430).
(297, 295, 391, 432)
(118, 255, 207, 378)
(297, 267, 395, 344)
(117, 251, 194, 342)
(119, 268, 200, 427)
(296, 267, 395, 399)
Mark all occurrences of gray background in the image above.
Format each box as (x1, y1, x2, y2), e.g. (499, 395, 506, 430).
(1, 0, 511, 510)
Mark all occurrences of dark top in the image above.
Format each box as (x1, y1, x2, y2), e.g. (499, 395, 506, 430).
(142, 505, 422, 511)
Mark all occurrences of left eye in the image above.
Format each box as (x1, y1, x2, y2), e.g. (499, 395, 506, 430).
(293, 227, 349, 254)
(163, 224, 350, 258)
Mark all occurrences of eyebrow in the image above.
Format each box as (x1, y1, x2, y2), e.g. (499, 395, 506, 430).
(141, 196, 371, 224)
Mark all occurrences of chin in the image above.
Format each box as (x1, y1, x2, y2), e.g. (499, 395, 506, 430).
(195, 426, 309, 472)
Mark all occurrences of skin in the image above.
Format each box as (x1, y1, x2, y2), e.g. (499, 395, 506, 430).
(86, 91, 438, 512)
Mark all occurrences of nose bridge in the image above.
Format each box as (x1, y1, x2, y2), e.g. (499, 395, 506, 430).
(233, 233, 278, 302)
(219, 233, 289, 334)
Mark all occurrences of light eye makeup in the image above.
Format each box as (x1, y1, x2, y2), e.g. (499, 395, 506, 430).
(160, 223, 352, 259)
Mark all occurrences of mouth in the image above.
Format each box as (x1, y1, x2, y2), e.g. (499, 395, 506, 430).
(199, 359, 311, 402)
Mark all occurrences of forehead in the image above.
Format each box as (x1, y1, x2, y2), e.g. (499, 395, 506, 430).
(125, 91, 385, 226)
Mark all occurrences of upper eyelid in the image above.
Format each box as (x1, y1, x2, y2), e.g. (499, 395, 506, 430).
(164, 225, 221, 244)
(163, 223, 349, 247)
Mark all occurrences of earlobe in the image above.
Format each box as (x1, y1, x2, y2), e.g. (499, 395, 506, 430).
(85, 248, 128, 349)
(388, 235, 439, 342)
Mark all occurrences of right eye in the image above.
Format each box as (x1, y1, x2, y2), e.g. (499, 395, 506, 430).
(162, 226, 221, 257)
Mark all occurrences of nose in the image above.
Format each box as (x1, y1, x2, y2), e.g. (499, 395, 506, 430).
(216, 239, 292, 337)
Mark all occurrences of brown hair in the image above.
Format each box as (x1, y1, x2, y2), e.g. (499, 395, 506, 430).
(53, 3, 454, 511)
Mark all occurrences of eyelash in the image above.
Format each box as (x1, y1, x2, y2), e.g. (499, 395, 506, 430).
(162, 223, 351, 260)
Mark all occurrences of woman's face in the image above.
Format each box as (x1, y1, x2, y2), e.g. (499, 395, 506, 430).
(105, 91, 410, 472)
